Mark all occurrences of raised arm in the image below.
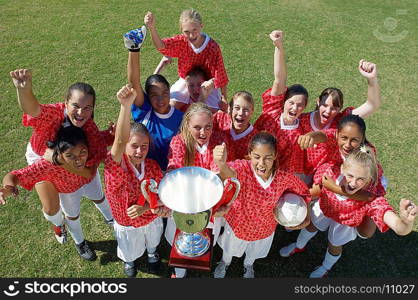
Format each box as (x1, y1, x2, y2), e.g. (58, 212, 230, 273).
(384, 199, 417, 236)
(351, 59, 381, 118)
(153, 56, 173, 75)
(9, 69, 41, 117)
(111, 85, 137, 163)
(127, 50, 145, 107)
(144, 11, 165, 50)
(270, 30, 287, 96)
(213, 143, 237, 180)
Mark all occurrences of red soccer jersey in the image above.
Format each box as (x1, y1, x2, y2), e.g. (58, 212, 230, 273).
(212, 111, 258, 161)
(254, 88, 305, 174)
(314, 163, 393, 232)
(167, 131, 227, 171)
(223, 160, 311, 241)
(159, 34, 229, 89)
(104, 153, 163, 227)
(311, 130, 386, 197)
(11, 159, 94, 193)
(22, 102, 113, 166)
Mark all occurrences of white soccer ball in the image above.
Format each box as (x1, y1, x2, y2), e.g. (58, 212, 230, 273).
(274, 193, 307, 227)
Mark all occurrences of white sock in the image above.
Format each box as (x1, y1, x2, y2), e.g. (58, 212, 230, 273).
(43, 208, 64, 227)
(175, 268, 187, 278)
(66, 217, 85, 244)
(94, 197, 113, 221)
(296, 228, 318, 249)
(243, 256, 255, 266)
(322, 249, 341, 271)
(222, 253, 233, 265)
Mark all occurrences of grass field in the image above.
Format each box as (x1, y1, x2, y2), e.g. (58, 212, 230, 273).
(0, 0, 417, 278)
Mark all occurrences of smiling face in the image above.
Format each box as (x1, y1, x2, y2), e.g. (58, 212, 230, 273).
(188, 112, 213, 146)
(60, 143, 89, 169)
(336, 123, 364, 157)
(148, 82, 171, 114)
(340, 162, 370, 194)
(317, 96, 341, 126)
(249, 143, 277, 181)
(181, 21, 204, 47)
(282, 95, 306, 124)
(125, 132, 150, 167)
(65, 90, 94, 127)
(231, 96, 254, 134)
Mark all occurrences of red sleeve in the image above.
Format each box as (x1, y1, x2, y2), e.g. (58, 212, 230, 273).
(366, 196, 394, 233)
(313, 163, 337, 186)
(253, 113, 280, 137)
(83, 120, 108, 166)
(261, 88, 287, 120)
(282, 171, 312, 204)
(11, 161, 50, 191)
(100, 129, 115, 147)
(167, 135, 186, 170)
(212, 111, 230, 131)
(211, 44, 229, 88)
(159, 35, 184, 58)
(22, 103, 62, 128)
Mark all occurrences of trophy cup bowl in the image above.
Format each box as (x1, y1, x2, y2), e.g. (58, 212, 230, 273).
(158, 167, 225, 258)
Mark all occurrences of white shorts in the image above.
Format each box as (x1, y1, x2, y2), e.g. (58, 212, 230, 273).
(164, 216, 217, 246)
(170, 77, 222, 110)
(114, 217, 164, 263)
(310, 200, 359, 246)
(59, 170, 104, 218)
(25, 143, 42, 165)
(217, 221, 274, 260)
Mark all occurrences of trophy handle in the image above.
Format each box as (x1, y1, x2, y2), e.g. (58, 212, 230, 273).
(222, 177, 240, 207)
(211, 177, 241, 216)
(140, 179, 158, 209)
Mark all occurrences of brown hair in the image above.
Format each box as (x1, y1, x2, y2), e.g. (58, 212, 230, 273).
(180, 102, 213, 166)
(229, 91, 254, 112)
(315, 87, 343, 110)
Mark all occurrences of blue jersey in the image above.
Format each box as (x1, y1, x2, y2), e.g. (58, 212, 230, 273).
(131, 95, 183, 170)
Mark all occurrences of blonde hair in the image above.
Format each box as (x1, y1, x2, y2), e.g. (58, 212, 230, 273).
(343, 145, 378, 186)
(180, 102, 213, 166)
(179, 8, 202, 30)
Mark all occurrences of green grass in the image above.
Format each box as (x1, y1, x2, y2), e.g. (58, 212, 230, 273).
(0, 0, 417, 278)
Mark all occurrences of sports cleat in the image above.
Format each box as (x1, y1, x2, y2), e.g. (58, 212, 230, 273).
(309, 265, 329, 278)
(243, 265, 255, 278)
(124, 262, 137, 278)
(147, 252, 160, 274)
(123, 25, 147, 50)
(213, 261, 229, 278)
(279, 242, 305, 257)
(75, 240, 97, 261)
(53, 224, 68, 244)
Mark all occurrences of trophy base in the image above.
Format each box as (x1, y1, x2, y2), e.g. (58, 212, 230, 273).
(169, 228, 213, 271)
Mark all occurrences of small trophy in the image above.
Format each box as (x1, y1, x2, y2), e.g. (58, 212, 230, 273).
(143, 167, 240, 271)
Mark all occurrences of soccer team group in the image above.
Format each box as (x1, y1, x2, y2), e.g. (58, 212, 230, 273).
(2, 9, 417, 278)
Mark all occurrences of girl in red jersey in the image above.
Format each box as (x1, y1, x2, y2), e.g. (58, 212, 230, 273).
(0, 126, 110, 261)
(9, 69, 113, 244)
(104, 85, 169, 278)
(213, 91, 258, 161)
(165, 102, 228, 278)
(279, 146, 417, 278)
(299, 59, 381, 178)
(144, 9, 229, 107)
(212, 132, 311, 278)
(253, 30, 310, 182)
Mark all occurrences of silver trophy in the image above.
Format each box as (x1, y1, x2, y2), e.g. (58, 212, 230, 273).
(156, 167, 240, 260)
